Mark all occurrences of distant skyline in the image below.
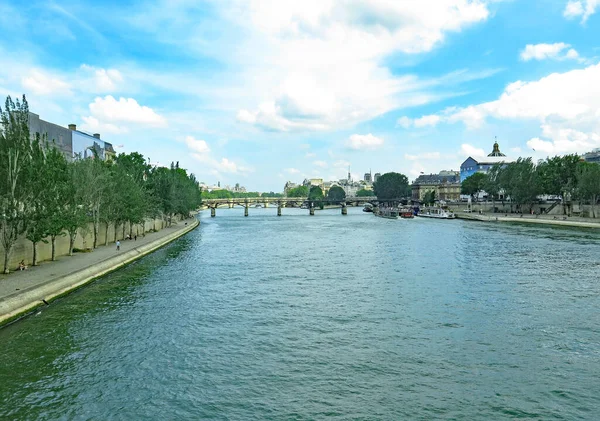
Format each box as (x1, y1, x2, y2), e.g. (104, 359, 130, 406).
(1, 0, 599, 191)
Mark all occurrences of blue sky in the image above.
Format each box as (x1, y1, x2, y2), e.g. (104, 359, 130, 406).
(1, 0, 599, 191)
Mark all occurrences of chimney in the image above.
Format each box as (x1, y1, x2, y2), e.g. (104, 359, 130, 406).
(68, 124, 76, 131)
(93, 133, 101, 139)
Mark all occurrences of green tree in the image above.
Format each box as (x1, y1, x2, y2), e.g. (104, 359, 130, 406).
(537, 154, 580, 214)
(327, 186, 346, 201)
(308, 185, 324, 201)
(64, 160, 89, 255)
(423, 190, 436, 205)
(576, 162, 600, 217)
(461, 172, 488, 199)
(355, 188, 373, 197)
(43, 144, 71, 261)
(287, 185, 308, 197)
(498, 158, 540, 212)
(373, 172, 409, 200)
(0, 95, 32, 273)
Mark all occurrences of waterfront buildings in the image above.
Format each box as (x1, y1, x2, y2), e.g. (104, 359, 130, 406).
(412, 171, 461, 202)
(583, 148, 600, 164)
(28, 113, 115, 162)
(460, 141, 512, 182)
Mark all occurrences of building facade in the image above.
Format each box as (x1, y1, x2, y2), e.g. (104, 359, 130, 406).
(583, 148, 600, 164)
(412, 171, 461, 202)
(28, 113, 73, 158)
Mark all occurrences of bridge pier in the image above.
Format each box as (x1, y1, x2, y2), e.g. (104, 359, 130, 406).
(264, 202, 268, 208)
(277, 205, 282, 216)
(228, 202, 233, 208)
(341, 204, 347, 215)
(244, 205, 249, 217)
(373, 205, 379, 216)
(211, 207, 216, 217)
(309, 207, 315, 216)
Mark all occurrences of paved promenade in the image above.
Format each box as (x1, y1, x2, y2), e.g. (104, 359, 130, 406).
(456, 212, 600, 228)
(0, 216, 199, 326)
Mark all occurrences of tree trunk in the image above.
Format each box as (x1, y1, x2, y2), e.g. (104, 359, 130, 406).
(592, 195, 597, 218)
(69, 233, 76, 256)
(32, 242, 38, 266)
(122, 223, 126, 240)
(104, 223, 109, 246)
(51, 236, 57, 261)
(93, 218, 99, 249)
(114, 222, 118, 242)
(129, 222, 133, 238)
(3, 249, 9, 274)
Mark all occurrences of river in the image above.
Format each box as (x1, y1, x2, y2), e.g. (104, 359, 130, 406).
(1, 207, 599, 420)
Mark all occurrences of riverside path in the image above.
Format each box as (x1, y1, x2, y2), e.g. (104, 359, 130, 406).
(0, 216, 199, 327)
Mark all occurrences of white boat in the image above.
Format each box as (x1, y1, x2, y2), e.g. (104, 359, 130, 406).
(376, 207, 399, 219)
(417, 207, 456, 219)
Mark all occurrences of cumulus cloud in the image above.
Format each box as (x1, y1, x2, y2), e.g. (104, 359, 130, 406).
(521, 42, 579, 61)
(233, 0, 491, 132)
(285, 167, 300, 174)
(21, 69, 71, 96)
(397, 116, 412, 128)
(80, 116, 125, 134)
(461, 143, 487, 158)
(80, 64, 123, 92)
(520, 43, 580, 61)
(185, 136, 211, 154)
(563, 0, 599, 23)
(346, 133, 384, 150)
(86, 96, 167, 128)
(313, 160, 328, 168)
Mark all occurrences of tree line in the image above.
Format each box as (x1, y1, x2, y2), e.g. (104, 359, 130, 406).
(202, 190, 283, 199)
(461, 155, 600, 216)
(0, 95, 202, 273)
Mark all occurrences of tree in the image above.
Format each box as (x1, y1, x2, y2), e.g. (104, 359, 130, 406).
(0, 95, 32, 273)
(423, 190, 436, 206)
(576, 162, 600, 218)
(355, 188, 372, 197)
(287, 185, 308, 197)
(461, 172, 488, 199)
(484, 164, 502, 210)
(327, 186, 346, 201)
(308, 185, 324, 201)
(499, 158, 540, 212)
(537, 154, 580, 214)
(373, 172, 409, 201)
(43, 145, 71, 260)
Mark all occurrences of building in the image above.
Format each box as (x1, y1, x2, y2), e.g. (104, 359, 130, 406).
(460, 141, 512, 182)
(364, 171, 372, 183)
(412, 171, 461, 202)
(284, 181, 298, 195)
(374, 173, 381, 183)
(28, 112, 73, 158)
(583, 148, 600, 164)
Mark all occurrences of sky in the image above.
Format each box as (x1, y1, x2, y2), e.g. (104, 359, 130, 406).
(1, 0, 599, 192)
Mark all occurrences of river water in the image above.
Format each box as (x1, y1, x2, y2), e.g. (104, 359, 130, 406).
(1, 207, 599, 420)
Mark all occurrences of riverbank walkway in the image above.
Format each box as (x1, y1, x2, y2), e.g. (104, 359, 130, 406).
(456, 212, 600, 229)
(0, 216, 199, 326)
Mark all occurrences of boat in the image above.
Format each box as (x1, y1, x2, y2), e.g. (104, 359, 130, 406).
(363, 204, 374, 212)
(399, 208, 414, 219)
(416, 207, 456, 219)
(376, 207, 398, 219)
(255, 204, 262, 208)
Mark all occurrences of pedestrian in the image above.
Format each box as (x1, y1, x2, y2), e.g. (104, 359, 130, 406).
(116, 240, 121, 251)
(134, 235, 137, 241)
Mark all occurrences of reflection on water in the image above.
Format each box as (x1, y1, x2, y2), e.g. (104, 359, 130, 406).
(1, 209, 599, 420)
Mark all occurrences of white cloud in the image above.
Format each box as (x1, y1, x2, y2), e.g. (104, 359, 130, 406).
(305, 152, 317, 158)
(563, 0, 599, 23)
(313, 160, 328, 168)
(21, 69, 71, 96)
(185, 136, 211, 154)
(86, 95, 167, 127)
(520, 43, 579, 61)
(397, 116, 412, 128)
(461, 143, 486, 158)
(404, 152, 441, 161)
(80, 64, 123, 92)
(232, 0, 491, 132)
(414, 114, 441, 128)
(80, 116, 126, 134)
(510, 147, 522, 153)
(285, 167, 300, 174)
(346, 133, 384, 150)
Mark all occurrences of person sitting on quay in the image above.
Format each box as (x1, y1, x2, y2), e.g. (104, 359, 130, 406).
(18, 260, 28, 271)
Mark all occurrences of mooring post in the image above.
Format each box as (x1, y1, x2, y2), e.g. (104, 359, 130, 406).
(342, 204, 347, 215)
(309, 206, 315, 216)
(277, 205, 282, 216)
(244, 205, 249, 217)
(211, 207, 216, 217)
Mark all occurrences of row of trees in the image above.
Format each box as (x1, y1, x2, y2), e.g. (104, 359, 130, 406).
(201, 190, 283, 199)
(461, 155, 600, 216)
(0, 95, 202, 273)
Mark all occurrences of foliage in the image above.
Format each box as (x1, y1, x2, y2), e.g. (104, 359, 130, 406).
(461, 172, 488, 197)
(423, 190, 436, 206)
(261, 192, 283, 198)
(355, 188, 373, 197)
(373, 172, 409, 200)
(327, 186, 346, 201)
(576, 162, 600, 217)
(287, 185, 308, 197)
(308, 186, 324, 201)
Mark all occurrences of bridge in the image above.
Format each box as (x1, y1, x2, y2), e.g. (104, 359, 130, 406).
(201, 196, 381, 217)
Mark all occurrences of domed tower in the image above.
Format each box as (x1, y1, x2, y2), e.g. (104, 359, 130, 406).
(488, 138, 506, 157)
